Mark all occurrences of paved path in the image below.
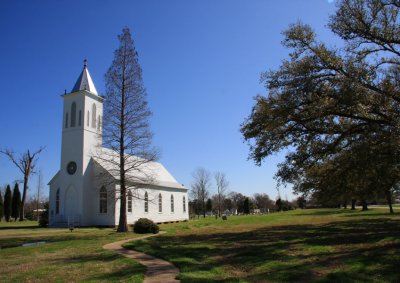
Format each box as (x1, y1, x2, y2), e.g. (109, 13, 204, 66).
(103, 232, 180, 283)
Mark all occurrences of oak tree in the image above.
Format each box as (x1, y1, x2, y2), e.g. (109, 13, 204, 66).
(241, 0, 400, 213)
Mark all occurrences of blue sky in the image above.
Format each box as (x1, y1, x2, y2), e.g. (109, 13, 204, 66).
(0, 0, 339, 200)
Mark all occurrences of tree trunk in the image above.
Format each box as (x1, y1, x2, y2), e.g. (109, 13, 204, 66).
(117, 158, 128, 232)
(386, 190, 394, 214)
(361, 200, 368, 211)
(118, 183, 128, 232)
(351, 199, 356, 210)
(117, 79, 128, 233)
(218, 195, 221, 218)
(202, 197, 206, 218)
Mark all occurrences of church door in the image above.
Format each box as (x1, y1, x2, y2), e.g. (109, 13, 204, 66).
(64, 185, 79, 224)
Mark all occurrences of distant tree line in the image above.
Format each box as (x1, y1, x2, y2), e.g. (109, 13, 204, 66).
(241, 0, 400, 213)
(189, 167, 306, 217)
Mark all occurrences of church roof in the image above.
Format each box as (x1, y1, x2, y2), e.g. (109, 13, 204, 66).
(93, 147, 186, 190)
(71, 60, 98, 95)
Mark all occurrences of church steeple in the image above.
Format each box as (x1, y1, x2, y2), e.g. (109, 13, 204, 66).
(71, 59, 98, 95)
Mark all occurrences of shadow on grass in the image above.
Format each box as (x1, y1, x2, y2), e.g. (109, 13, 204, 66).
(126, 217, 400, 283)
(0, 230, 117, 248)
(294, 208, 396, 217)
(89, 263, 145, 282)
(67, 251, 145, 282)
(56, 252, 121, 264)
(0, 225, 40, 230)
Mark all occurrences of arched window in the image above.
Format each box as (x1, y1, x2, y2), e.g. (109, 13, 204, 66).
(87, 110, 90, 126)
(97, 115, 101, 130)
(56, 188, 60, 214)
(171, 194, 174, 213)
(71, 102, 76, 127)
(92, 103, 96, 128)
(158, 193, 162, 213)
(144, 192, 148, 213)
(127, 190, 132, 213)
(183, 196, 186, 213)
(65, 113, 69, 128)
(100, 186, 107, 213)
(78, 110, 82, 126)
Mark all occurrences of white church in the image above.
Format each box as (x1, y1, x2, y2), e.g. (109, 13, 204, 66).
(48, 62, 189, 227)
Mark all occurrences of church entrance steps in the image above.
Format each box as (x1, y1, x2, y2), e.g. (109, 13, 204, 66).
(103, 232, 180, 283)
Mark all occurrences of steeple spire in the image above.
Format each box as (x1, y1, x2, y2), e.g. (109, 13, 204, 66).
(71, 59, 98, 95)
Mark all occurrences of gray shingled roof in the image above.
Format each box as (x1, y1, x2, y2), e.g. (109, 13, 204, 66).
(71, 61, 98, 95)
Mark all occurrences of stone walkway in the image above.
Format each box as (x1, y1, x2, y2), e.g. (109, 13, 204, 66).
(103, 232, 180, 283)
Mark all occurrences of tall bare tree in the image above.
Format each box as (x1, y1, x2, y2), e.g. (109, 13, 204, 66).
(190, 168, 211, 218)
(214, 171, 229, 217)
(1, 147, 44, 221)
(101, 27, 157, 232)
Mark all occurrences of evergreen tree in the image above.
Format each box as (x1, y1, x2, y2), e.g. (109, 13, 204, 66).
(4, 185, 12, 222)
(275, 198, 282, 212)
(0, 190, 3, 221)
(11, 183, 21, 221)
(206, 198, 212, 213)
(243, 197, 250, 214)
(296, 196, 306, 209)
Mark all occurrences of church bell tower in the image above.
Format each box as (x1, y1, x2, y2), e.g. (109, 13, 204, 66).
(59, 60, 104, 225)
(61, 60, 103, 176)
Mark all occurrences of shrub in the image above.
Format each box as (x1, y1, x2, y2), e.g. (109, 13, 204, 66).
(133, 218, 159, 234)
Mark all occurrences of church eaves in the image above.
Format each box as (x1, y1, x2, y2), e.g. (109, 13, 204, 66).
(71, 59, 98, 95)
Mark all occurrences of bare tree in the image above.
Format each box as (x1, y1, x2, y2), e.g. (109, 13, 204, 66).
(214, 171, 229, 217)
(190, 168, 211, 218)
(0, 147, 44, 221)
(99, 27, 157, 232)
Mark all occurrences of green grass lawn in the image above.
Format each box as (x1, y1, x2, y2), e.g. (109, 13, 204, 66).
(124, 208, 400, 283)
(1, 208, 399, 282)
(0, 222, 145, 282)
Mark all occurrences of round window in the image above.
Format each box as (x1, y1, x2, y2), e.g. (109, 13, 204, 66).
(67, 161, 77, 175)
